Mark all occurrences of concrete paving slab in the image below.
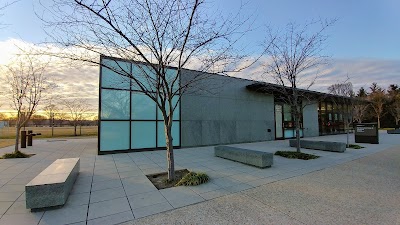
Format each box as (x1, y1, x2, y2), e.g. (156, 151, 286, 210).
(0, 191, 22, 202)
(0, 201, 13, 215)
(39, 204, 87, 225)
(160, 186, 204, 208)
(128, 190, 167, 209)
(132, 202, 173, 219)
(0, 132, 398, 224)
(198, 188, 232, 200)
(188, 182, 221, 194)
(0, 213, 43, 225)
(90, 186, 126, 204)
(87, 211, 134, 225)
(87, 197, 130, 220)
(66, 192, 90, 206)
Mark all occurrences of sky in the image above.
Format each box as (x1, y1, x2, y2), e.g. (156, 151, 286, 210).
(0, 0, 399, 111)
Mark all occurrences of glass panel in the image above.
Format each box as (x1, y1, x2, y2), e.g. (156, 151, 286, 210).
(100, 121, 130, 151)
(101, 89, 130, 120)
(327, 103, 332, 110)
(320, 102, 326, 110)
(285, 129, 303, 138)
(166, 68, 179, 92)
(131, 93, 156, 120)
(157, 121, 180, 147)
(131, 64, 179, 95)
(131, 122, 156, 149)
(131, 64, 157, 91)
(275, 105, 283, 138)
(157, 96, 180, 121)
(283, 104, 292, 122)
(284, 129, 295, 138)
(101, 59, 131, 89)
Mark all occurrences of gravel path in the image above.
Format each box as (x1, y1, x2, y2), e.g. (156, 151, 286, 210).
(124, 146, 400, 225)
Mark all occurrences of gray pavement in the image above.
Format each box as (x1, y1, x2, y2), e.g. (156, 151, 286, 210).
(126, 145, 400, 225)
(0, 131, 398, 224)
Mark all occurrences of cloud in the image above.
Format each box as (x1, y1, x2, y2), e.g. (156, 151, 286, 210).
(1, 38, 399, 112)
(229, 57, 400, 93)
(0, 39, 99, 112)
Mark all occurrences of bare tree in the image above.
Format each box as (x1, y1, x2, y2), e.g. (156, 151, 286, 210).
(389, 95, 400, 127)
(352, 86, 369, 123)
(368, 83, 386, 128)
(387, 84, 400, 127)
(41, 0, 255, 181)
(0, 0, 18, 28)
(43, 102, 58, 136)
(262, 20, 335, 152)
(327, 81, 355, 147)
(328, 82, 354, 97)
(54, 111, 68, 127)
(5, 55, 51, 153)
(63, 99, 91, 136)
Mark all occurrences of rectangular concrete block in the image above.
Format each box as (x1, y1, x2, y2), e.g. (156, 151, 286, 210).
(214, 146, 273, 168)
(26, 158, 80, 209)
(289, 139, 346, 153)
(387, 129, 400, 134)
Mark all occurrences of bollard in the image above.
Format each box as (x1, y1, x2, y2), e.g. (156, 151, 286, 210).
(27, 130, 33, 146)
(21, 131, 27, 148)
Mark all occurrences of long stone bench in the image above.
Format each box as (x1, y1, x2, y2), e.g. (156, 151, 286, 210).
(214, 146, 273, 168)
(387, 129, 400, 134)
(26, 158, 80, 210)
(289, 139, 346, 153)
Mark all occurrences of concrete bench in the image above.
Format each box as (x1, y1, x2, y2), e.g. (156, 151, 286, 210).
(26, 158, 80, 210)
(214, 146, 273, 168)
(387, 129, 400, 134)
(289, 139, 346, 153)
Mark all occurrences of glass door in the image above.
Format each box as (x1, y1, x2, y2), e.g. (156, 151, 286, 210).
(275, 104, 284, 139)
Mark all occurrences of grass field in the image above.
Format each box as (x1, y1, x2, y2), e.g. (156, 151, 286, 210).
(0, 139, 16, 148)
(0, 126, 98, 147)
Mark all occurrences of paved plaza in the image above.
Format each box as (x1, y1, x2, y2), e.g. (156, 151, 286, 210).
(0, 131, 398, 224)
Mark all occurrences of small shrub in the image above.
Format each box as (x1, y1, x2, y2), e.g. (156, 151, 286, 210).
(1, 151, 31, 159)
(175, 172, 209, 186)
(347, 144, 364, 149)
(274, 151, 320, 160)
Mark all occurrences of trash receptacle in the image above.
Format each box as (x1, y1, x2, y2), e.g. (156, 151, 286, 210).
(354, 123, 379, 144)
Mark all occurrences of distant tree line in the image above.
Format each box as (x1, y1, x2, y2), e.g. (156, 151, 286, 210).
(352, 83, 400, 128)
(0, 111, 97, 128)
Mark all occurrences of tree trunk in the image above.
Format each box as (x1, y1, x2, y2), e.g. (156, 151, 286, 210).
(14, 125, 20, 153)
(165, 118, 175, 181)
(346, 121, 350, 147)
(295, 107, 301, 153)
(377, 116, 381, 129)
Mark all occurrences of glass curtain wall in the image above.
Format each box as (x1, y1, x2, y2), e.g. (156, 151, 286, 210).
(99, 57, 180, 153)
(275, 103, 303, 139)
(318, 101, 347, 135)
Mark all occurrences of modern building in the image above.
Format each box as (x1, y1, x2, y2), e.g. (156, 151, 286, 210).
(98, 56, 351, 154)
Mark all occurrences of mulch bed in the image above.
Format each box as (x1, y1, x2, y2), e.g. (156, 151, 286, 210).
(147, 169, 189, 190)
(274, 151, 320, 160)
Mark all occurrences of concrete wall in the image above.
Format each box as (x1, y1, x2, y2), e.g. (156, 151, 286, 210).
(180, 70, 275, 147)
(302, 102, 319, 137)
